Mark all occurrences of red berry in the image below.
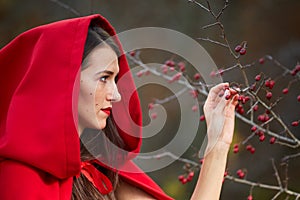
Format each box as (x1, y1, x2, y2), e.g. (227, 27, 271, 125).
(224, 171, 228, 177)
(136, 71, 143, 77)
(237, 169, 245, 179)
(178, 175, 184, 181)
(189, 90, 198, 98)
(266, 92, 272, 100)
(251, 126, 257, 132)
(257, 130, 264, 137)
(199, 158, 204, 164)
(129, 51, 136, 57)
(148, 103, 154, 110)
(188, 171, 194, 179)
(239, 48, 247, 55)
(244, 96, 250, 102)
(259, 134, 265, 142)
(265, 80, 270, 87)
(282, 88, 289, 94)
(218, 69, 224, 76)
(178, 62, 186, 72)
(269, 80, 275, 89)
(264, 115, 270, 122)
(248, 195, 253, 200)
(233, 144, 239, 153)
(193, 73, 201, 80)
(258, 114, 265, 122)
(200, 115, 205, 121)
(259, 57, 265, 64)
(239, 95, 248, 104)
(291, 121, 299, 127)
(250, 147, 256, 154)
(253, 104, 259, 111)
(236, 104, 243, 110)
(233, 147, 239, 153)
(165, 60, 175, 67)
(290, 69, 297, 76)
(192, 105, 198, 112)
(238, 108, 245, 115)
(255, 75, 261, 81)
(210, 70, 216, 77)
(238, 95, 244, 102)
(295, 64, 300, 71)
(161, 65, 168, 74)
(151, 112, 157, 119)
(225, 94, 231, 100)
(250, 83, 256, 91)
(235, 45, 242, 52)
(297, 95, 300, 102)
(181, 178, 188, 184)
(246, 145, 252, 151)
(169, 72, 182, 83)
(270, 137, 276, 144)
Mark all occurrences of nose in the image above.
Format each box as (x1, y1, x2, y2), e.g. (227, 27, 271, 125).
(107, 83, 121, 102)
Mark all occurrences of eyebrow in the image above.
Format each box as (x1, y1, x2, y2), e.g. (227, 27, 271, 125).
(96, 70, 114, 76)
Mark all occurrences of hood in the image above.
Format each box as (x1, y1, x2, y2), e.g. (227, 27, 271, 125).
(0, 14, 142, 179)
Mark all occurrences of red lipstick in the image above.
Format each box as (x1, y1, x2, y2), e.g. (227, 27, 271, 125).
(101, 107, 112, 116)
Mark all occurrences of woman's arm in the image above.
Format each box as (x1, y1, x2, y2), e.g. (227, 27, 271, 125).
(191, 83, 239, 200)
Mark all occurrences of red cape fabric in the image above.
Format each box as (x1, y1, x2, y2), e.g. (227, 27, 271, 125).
(0, 14, 172, 199)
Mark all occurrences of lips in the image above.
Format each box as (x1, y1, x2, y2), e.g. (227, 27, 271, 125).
(101, 107, 112, 116)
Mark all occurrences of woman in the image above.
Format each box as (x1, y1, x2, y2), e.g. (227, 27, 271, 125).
(0, 14, 238, 199)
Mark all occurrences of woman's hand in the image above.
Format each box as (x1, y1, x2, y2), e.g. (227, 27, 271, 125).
(203, 82, 239, 150)
(191, 82, 239, 200)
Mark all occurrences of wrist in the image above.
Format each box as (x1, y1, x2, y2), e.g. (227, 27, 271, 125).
(206, 141, 231, 155)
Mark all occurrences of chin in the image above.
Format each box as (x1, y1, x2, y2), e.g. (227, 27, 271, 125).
(98, 121, 107, 130)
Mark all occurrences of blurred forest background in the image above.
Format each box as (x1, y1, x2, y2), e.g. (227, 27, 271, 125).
(1, 0, 299, 199)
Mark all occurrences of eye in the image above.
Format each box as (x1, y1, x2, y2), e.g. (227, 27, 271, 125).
(99, 75, 109, 83)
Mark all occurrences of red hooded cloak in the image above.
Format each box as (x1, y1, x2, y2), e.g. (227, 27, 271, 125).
(0, 14, 173, 200)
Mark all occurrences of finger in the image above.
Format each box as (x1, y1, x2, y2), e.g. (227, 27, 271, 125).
(217, 94, 239, 144)
(230, 93, 239, 107)
(214, 89, 230, 114)
(206, 82, 229, 104)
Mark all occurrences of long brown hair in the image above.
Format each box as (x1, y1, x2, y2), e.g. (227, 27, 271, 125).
(72, 22, 125, 200)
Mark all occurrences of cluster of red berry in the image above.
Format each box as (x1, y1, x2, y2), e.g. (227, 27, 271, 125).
(290, 64, 300, 76)
(235, 42, 247, 56)
(236, 169, 246, 179)
(178, 171, 195, 184)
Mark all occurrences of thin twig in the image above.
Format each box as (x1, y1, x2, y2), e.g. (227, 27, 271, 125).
(271, 191, 283, 200)
(188, 0, 210, 12)
(154, 88, 189, 104)
(136, 151, 200, 167)
(271, 159, 282, 188)
(202, 22, 222, 29)
(282, 152, 300, 162)
(197, 37, 228, 48)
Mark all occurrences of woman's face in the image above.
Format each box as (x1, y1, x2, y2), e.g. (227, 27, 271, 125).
(78, 44, 121, 135)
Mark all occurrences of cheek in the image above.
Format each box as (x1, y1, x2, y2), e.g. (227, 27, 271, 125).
(94, 85, 106, 106)
(79, 81, 96, 111)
